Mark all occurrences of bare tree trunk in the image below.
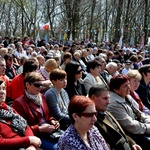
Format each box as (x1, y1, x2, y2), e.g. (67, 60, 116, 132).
(123, 0, 131, 45)
(144, 0, 149, 44)
(113, 0, 123, 43)
(72, 0, 81, 40)
(89, 0, 96, 40)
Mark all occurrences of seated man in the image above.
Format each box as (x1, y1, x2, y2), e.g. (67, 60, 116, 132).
(108, 74, 150, 150)
(89, 85, 141, 150)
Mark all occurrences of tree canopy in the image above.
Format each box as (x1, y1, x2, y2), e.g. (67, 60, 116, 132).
(0, 0, 149, 45)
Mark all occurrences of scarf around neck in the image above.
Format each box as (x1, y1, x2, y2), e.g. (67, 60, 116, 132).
(0, 105, 27, 136)
(25, 90, 42, 106)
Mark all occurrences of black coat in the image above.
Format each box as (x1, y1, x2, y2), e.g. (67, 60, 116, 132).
(136, 79, 150, 109)
(65, 80, 87, 99)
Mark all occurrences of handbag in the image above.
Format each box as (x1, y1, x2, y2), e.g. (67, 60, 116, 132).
(27, 104, 64, 142)
(49, 129, 64, 140)
(42, 129, 64, 142)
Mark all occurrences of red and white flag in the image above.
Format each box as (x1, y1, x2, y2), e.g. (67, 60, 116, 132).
(40, 22, 50, 30)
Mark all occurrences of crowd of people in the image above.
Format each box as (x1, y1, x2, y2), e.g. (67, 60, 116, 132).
(0, 35, 150, 150)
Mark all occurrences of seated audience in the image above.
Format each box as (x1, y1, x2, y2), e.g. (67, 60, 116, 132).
(17, 56, 28, 74)
(80, 49, 88, 66)
(108, 74, 150, 150)
(13, 72, 60, 150)
(38, 58, 57, 80)
(65, 61, 87, 99)
(89, 85, 142, 150)
(102, 62, 118, 84)
(121, 60, 132, 75)
(0, 47, 8, 57)
(13, 43, 26, 62)
(4, 54, 18, 80)
(136, 64, 150, 109)
(0, 79, 41, 150)
(129, 55, 139, 69)
(53, 55, 62, 69)
(83, 59, 104, 93)
(11, 57, 39, 100)
(45, 68, 70, 130)
(0, 57, 11, 103)
(57, 95, 109, 150)
(37, 58, 57, 93)
(126, 69, 150, 115)
(61, 52, 72, 70)
(95, 56, 109, 88)
(36, 54, 45, 69)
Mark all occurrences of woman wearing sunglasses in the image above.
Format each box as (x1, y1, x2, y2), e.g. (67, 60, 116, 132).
(65, 61, 87, 99)
(12, 72, 60, 150)
(57, 95, 109, 150)
(45, 68, 71, 130)
(0, 79, 41, 150)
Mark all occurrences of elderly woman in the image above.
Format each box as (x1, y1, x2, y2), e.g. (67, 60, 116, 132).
(45, 68, 70, 130)
(57, 95, 109, 150)
(83, 59, 104, 93)
(12, 72, 60, 150)
(126, 69, 150, 115)
(37, 58, 58, 93)
(38, 58, 57, 80)
(0, 79, 41, 150)
(108, 74, 150, 150)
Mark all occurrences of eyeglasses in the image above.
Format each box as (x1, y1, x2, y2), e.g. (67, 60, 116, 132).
(76, 69, 83, 74)
(32, 83, 43, 88)
(78, 112, 97, 118)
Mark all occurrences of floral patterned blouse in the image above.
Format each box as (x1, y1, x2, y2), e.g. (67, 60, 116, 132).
(57, 124, 110, 150)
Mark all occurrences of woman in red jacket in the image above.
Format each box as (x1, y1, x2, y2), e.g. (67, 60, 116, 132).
(0, 79, 41, 150)
(13, 71, 60, 150)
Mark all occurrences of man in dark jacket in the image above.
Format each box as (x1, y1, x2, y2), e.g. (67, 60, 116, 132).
(89, 85, 142, 150)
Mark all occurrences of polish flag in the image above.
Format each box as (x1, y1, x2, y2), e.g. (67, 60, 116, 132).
(40, 22, 50, 30)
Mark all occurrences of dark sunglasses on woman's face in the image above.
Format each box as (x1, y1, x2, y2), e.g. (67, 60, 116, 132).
(32, 83, 43, 88)
(147, 69, 150, 73)
(78, 112, 98, 118)
(76, 69, 83, 74)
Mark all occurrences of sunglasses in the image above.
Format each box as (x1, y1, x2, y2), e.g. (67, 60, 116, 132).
(32, 83, 43, 88)
(78, 112, 97, 118)
(147, 70, 150, 73)
(76, 69, 83, 74)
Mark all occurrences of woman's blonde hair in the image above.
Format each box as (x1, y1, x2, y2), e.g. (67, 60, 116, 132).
(44, 58, 57, 71)
(126, 69, 142, 80)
